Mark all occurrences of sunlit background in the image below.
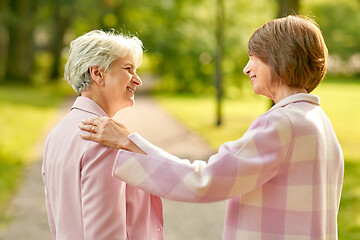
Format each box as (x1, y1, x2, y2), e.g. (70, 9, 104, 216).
(0, 0, 359, 239)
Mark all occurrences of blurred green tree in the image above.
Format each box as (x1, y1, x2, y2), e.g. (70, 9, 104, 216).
(0, 0, 9, 82)
(0, 0, 359, 87)
(4, 0, 39, 84)
(215, 0, 225, 126)
(49, 0, 75, 81)
(277, 0, 299, 17)
(309, 0, 360, 60)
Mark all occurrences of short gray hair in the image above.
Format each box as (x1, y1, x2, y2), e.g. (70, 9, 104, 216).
(64, 30, 143, 93)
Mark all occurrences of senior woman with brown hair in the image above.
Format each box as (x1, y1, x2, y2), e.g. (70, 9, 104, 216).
(42, 30, 163, 240)
(80, 16, 344, 240)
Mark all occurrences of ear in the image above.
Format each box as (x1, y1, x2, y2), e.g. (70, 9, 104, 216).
(89, 66, 105, 86)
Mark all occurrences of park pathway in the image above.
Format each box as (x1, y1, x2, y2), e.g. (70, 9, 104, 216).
(0, 80, 226, 240)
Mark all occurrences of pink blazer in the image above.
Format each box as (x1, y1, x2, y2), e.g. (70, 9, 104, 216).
(42, 97, 163, 240)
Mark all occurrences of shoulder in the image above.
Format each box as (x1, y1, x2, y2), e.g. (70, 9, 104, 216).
(46, 109, 117, 161)
(247, 107, 293, 140)
(83, 140, 117, 159)
(256, 99, 320, 132)
(256, 101, 325, 146)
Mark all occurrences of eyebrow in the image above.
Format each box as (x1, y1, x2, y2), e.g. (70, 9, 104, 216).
(122, 62, 135, 67)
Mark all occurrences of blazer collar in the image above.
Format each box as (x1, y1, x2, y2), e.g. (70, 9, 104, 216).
(268, 93, 320, 113)
(71, 96, 108, 117)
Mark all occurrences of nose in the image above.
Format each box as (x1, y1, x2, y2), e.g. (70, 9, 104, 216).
(132, 74, 142, 86)
(243, 61, 250, 75)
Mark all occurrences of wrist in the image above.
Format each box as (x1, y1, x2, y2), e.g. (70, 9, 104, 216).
(123, 136, 145, 154)
(121, 135, 133, 150)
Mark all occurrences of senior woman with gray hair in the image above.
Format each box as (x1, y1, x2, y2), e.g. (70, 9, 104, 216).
(42, 30, 163, 240)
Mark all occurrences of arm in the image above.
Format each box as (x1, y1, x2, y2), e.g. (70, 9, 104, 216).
(112, 113, 292, 203)
(80, 142, 127, 239)
(42, 170, 56, 238)
(42, 139, 56, 239)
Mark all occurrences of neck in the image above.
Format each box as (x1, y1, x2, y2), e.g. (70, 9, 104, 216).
(272, 86, 307, 104)
(81, 88, 114, 117)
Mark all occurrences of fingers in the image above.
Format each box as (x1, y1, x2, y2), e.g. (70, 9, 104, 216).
(79, 123, 98, 132)
(78, 116, 132, 149)
(81, 116, 104, 126)
(79, 117, 100, 137)
(79, 116, 109, 132)
(79, 131, 96, 141)
(79, 116, 111, 140)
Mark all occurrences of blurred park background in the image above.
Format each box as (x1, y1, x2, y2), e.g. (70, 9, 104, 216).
(0, 0, 359, 239)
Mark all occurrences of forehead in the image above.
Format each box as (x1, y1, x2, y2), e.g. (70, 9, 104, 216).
(111, 54, 137, 68)
(120, 54, 136, 65)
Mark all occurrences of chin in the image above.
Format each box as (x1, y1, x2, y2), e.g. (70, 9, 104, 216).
(252, 87, 260, 95)
(253, 87, 266, 97)
(125, 99, 135, 108)
(129, 98, 135, 106)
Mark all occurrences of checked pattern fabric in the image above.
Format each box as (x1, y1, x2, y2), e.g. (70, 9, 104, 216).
(112, 94, 343, 240)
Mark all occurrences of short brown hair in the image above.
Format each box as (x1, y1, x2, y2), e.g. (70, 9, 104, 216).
(248, 15, 328, 93)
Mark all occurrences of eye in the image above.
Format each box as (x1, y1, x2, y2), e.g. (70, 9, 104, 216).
(123, 66, 133, 73)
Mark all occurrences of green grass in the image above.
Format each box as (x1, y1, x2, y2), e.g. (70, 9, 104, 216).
(154, 76, 360, 239)
(0, 82, 73, 227)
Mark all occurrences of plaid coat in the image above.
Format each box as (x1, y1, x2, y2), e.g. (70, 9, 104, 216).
(112, 93, 343, 240)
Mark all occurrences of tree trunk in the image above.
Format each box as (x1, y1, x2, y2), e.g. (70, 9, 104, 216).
(277, 0, 300, 18)
(5, 0, 37, 84)
(49, 0, 73, 81)
(0, 0, 10, 83)
(215, 0, 224, 126)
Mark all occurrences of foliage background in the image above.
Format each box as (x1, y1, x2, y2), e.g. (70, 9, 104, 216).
(0, 0, 359, 238)
(0, 0, 359, 90)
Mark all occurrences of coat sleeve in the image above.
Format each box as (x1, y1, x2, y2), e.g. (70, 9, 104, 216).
(112, 112, 292, 203)
(81, 142, 127, 239)
(42, 137, 57, 239)
(42, 168, 56, 238)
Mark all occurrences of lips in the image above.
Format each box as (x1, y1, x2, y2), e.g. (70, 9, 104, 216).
(250, 75, 256, 83)
(127, 87, 135, 94)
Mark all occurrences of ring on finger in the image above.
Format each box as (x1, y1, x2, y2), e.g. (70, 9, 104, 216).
(91, 126, 96, 133)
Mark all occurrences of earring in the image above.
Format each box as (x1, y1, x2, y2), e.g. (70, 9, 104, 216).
(100, 81, 104, 86)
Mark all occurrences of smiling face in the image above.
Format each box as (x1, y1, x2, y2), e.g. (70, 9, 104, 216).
(101, 54, 142, 116)
(243, 55, 274, 99)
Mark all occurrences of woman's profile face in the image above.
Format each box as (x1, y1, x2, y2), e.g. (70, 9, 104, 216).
(102, 54, 142, 113)
(243, 55, 273, 99)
